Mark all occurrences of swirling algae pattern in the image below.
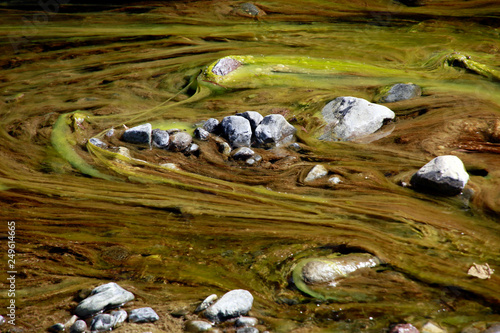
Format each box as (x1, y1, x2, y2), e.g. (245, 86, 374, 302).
(0, 0, 500, 331)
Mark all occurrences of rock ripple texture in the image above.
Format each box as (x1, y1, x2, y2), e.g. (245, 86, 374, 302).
(254, 114, 296, 148)
(319, 96, 395, 141)
(410, 155, 469, 196)
(74, 282, 134, 318)
(204, 289, 254, 323)
(221, 116, 252, 148)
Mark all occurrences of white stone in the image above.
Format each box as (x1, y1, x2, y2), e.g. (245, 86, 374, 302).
(410, 155, 469, 196)
(304, 165, 328, 182)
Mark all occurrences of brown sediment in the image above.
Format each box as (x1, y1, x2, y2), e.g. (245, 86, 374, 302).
(0, 0, 499, 332)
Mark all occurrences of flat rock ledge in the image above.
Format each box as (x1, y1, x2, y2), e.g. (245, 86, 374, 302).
(410, 155, 469, 196)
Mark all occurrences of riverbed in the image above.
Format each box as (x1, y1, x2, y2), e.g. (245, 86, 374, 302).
(0, 1, 499, 332)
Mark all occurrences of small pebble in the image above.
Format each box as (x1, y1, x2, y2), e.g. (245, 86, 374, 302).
(111, 309, 127, 327)
(236, 327, 259, 333)
(128, 307, 160, 323)
(328, 176, 341, 185)
(152, 129, 170, 149)
(69, 320, 87, 333)
(88, 137, 107, 148)
(236, 316, 258, 327)
(185, 320, 213, 332)
(304, 164, 328, 182)
(0, 315, 5, 325)
(91, 313, 114, 331)
(48, 323, 65, 333)
(203, 118, 220, 133)
(219, 142, 232, 156)
(194, 127, 210, 141)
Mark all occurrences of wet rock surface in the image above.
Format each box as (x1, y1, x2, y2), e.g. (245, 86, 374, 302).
(300, 253, 380, 285)
(128, 307, 160, 323)
(318, 96, 395, 141)
(152, 128, 170, 148)
(121, 123, 152, 145)
(169, 131, 193, 151)
(90, 313, 114, 331)
(204, 289, 254, 323)
(255, 114, 296, 148)
(212, 57, 242, 76)
(221, 115, 253, 148)
(374, 83, 422, 103)
(391, 323, 420, 333)
(410, 155, 469, 196)
(74, 282, 134, 318)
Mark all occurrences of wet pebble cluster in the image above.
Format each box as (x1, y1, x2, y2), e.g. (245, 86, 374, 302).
(48, 282, 159, 333)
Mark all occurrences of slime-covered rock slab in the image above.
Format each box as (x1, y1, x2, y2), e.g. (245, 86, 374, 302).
(410, 155, 469, 196)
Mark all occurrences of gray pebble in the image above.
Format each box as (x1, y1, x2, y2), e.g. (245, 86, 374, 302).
(185, 320, 213, 332)
(74, 282, 134, 318)
(121, 123, 152, 145)
(70, 320, 87, 333)
(203, 118, 220, 133)
(194, 127, 210, 141)
(221, 116, 252, 148)
(128, 307, 159, 323)
(232, 147, 255, 160)
(204, 289, 253, 323)
(91, 313, 114, 331)
(236, 111, 263, 132)
(111, 309, 127, 327)
(152, 129, 170, 149)
(195, 294, 218, 313)
(89, 137, 107, 148)
(169, 132, 192, 152)
(237, 327, 259, 333)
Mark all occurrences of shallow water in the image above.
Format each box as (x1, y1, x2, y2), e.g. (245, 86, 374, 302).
(0, 1, 499, 332)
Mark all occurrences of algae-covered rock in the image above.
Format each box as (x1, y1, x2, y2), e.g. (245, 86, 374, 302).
(292, 253, 380, 300)
(374, 83, 422, 103)
(317, 97, 395, 141)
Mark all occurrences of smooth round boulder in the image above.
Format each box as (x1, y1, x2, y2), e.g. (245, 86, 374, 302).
(318, 96, 395, 141)
(410, 155, 469, 196)
(221, 116, 252, 148)
(204, 289, 254, 323)
(74, 282, 134, 318)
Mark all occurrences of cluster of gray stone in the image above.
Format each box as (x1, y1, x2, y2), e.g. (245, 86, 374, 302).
(48, 282, 159, 333)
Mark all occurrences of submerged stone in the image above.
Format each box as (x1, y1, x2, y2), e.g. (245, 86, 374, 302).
(374, 83, 422, 103)
(204, 289, 254, 323)
(194, 127, 210, 141)
(300, 253, 380, 286)
(121, 123, 152, 145)
(195, 294, 218, 313)
(254, 114, 296, 148)
(410, 155, 469, 196)
(232, 147, 255, 160)
(74, 282, 134, 318)
(221, 116, 252, 148)
(212, 57, 242, 76)
(318, 96, 395, 141)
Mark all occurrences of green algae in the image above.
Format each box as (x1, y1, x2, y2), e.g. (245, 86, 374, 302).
(1, 1, 500, 332)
